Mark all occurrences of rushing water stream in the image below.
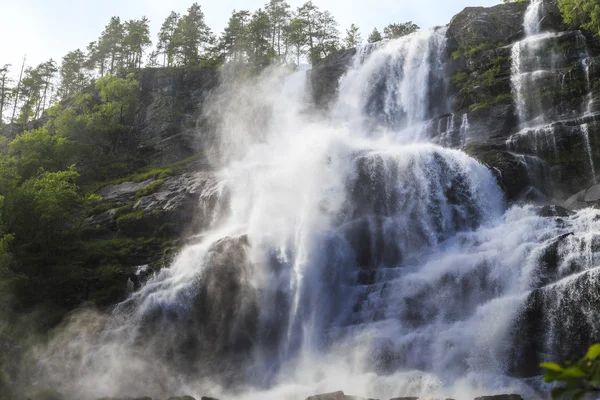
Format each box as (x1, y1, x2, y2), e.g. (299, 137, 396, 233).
(32, 3, 600, 400)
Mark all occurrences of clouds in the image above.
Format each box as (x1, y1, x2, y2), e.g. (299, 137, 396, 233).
(1, 0, 500, 75)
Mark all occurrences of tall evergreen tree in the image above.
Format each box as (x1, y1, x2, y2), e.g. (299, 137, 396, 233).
(247, 8, 275, 70)
(297, 1, 319, 62)
(123, 17, 152, 69)
(312, 10, 340, 61)
(345, 23, 362, 48)
(85, 41, 107, 77)
(266, 0, 291, 61)
(368, 27, 383, 43)
(99, 17, 125, 74)
(383, 21, 419, 39)
(285, 17, 307, 65)
(173, 3, 214, 65)
(220, 10, 251, 62)
(157, 11, 180, 67)
(0, 65, 12, 124)
(34, 60, 58, 119)
(59, 50, 88, 98)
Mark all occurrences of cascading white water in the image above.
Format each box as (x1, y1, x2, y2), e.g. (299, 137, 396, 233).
(524, 0, 544, 36)
(32, 25, 600, 400)
(460, 113, 470, 147)
(580, 123, 597, 183)
(507, 0, 600, 188)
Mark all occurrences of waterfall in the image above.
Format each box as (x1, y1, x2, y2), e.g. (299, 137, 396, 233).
(31, 23, 600, 400)
(581, 123, 597, 183)
(523, 0, 544, 36)
(460, 113, 470, 147)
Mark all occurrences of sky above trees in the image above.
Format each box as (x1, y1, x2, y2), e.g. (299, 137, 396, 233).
(2, 0, 498, 73)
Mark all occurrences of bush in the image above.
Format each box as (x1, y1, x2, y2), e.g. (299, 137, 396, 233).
(541, 343, 600, 399)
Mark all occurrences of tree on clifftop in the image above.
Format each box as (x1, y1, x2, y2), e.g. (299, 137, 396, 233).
(157, 11, 181, 67)
(173, 3, 214, 65)
(383, 21, 419, 39)
(368, 27, 383, 43)
(345, 23, 362, 48)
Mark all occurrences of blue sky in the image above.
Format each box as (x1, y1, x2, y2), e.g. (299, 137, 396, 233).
(1, 0, 499, 73)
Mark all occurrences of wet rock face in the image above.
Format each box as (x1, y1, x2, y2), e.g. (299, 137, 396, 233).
(134, 67, 219, 166)
(447, 2, 528, 50)
(130, 235, 259, 381)
(474, 396, 523, 400)
(466, 143, 547, 202)
(86, 171, 224, 239)
(309, 48, 357, 110)
(306, 392, 375, 400)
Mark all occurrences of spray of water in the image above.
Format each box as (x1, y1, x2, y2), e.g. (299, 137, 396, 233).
(25, 22, 600, 400)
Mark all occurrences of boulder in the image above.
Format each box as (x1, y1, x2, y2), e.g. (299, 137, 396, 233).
(536, 205, 574, 217)
(584, 183, 600, 203)
(306, 391, 376, 400)
(168, 396, 197, 400)
(564, 189, 588, 210)
(474, 395, 523, 400)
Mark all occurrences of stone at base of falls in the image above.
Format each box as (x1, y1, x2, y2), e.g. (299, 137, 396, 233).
(168, 396, 198, 400)
(564, 182, 600, 209)
(584, 183, 600, 203)
(536, 205, 574, 218)
(474, 396, 523, 400)
(305, 391, 377, 400)
(95, 397, 153, 400)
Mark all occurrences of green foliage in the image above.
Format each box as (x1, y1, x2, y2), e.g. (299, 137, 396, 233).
(451, 42, 494, 60)
(452, 52, 512, 112)
(8, 128, 72, 180)
(383, 21, 419, 39)
(345, 23, 362, 48)
(557, 0, 600, 37)
(368, 28, 383, 43)
(470, 93, 513, 112)
(3, 166, 99, 258)
(136, 179, 164, 198)
(541, 343, 600, 399)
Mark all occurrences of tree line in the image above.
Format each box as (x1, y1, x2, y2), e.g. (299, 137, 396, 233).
(0, 1, 419, 125)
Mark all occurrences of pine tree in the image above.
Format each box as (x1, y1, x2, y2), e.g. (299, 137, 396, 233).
(297, 2, 340, 63)
(173, 3, 214, 65)
(0, 65, 12, 124)
(266, 0, 291, 61)
(383, 22, 419, 39)
(220, 10, 251, 62)
(59, 50, 88, 98)
(157, 11, 180, 67)
(123, 17, 152, 69)
(345, 23, 362, 48)
(99, 17, 125, 74)
(285, 17, 307, 65)
(313, 10, 340, 61)
(297, 1, 319, 62)
(247, 8, 275, 71)
(34, 60, 58, 119)
(85, 41, 107, 77)
(367, 28, 383, 43)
